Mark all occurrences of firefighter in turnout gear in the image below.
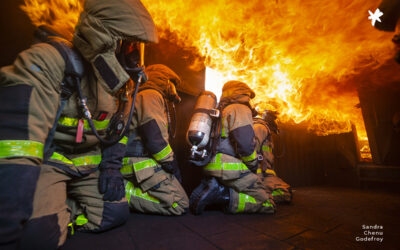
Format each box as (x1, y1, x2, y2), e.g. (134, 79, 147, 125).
(190, 81, 275, 215)
(122, 64, 189, 215)
(254, 111, 292, 204)
(0, 0, 158, 248)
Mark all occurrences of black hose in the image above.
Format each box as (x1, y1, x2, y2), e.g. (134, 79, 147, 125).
(76, 74, 142, 145)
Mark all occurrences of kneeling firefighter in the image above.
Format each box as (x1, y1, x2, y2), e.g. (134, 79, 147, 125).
(0, 0, 157, 248)
(189, 81, 275, 214)
(122, 64, 189, 215)
(254, 111, 292, 204)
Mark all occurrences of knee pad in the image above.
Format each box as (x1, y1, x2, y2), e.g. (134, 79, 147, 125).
(98, 202, 129, 231)
(18, 214, 61, 250)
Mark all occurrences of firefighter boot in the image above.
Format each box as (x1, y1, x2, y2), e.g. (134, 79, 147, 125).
(190, 177, 230, 215)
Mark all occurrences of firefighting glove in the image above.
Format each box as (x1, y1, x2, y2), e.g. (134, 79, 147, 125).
(161, 156, 182, 183)
(245, 159, 259, 174)
(99, 143, 126, 201)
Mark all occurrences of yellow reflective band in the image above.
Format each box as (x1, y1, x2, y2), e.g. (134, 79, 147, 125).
(262, 200, 274, 208)
(73, 155, 102, 167)
(205, 162, 248, 171)
(51, 152, 73, 165)
(68, 222, 75, 236)
(75, 214, 88, 226)
(266, 169, 277, 176)
(50, 152, 101, 167)
(119, 136, 128, 145)
(0, 140, 43, 159)
(153, 144, 172, 161)
(58, 117, 109, 131)
(272, 189, 285, 197)
(262, 145, 272, 152)
(241, 150, 256, 162)
(120, 159, 157, 175)
(257, 168, 262, 174)
(221, 119, 226, 138)
(236, 193, 257, 213)
(125, 181, 160, 204)
(68, 214, 88, 236)
(172, 202, 179, 208)
(204, 153, 248, 171)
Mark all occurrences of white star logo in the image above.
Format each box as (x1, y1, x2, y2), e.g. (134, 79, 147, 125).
(368, 8, 383, 27)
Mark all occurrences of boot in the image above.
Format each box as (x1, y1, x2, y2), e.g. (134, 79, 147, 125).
(189, 177, 230, 215)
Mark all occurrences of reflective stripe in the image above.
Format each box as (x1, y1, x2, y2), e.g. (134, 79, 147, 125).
(68, 214, 88, 236)
(119, 136, 128, 145)
(205, 162, 248, 171)
(236, 193, 257, 213)
(266, 169, 277, 176)
(262, 145, 272, 152)
(125, 181, 160, 204)
(221, 119, 226, 138)
(204, 153, 248, 171)
(75, 214, 88, 226)
(241, 150, 256, 162)
(58, 117, 109, 130)
(120, 159, 157, 175)
(50, 152, 101, 167)
(257, 168, 262, 174)
(272, 189, 285, 197)
(0, 140, 43, 159)
(153, 144, 172, 161)
(262, 200, 274, 208)
(172, 202, 179, 208)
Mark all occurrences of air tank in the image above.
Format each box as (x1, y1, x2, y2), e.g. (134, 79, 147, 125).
(186, 91, 218, 158)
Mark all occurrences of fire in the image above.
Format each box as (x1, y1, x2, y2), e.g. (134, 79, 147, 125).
(21, 0, 396, 160)
(21, 0, 83, 41)
(140, 0, 395, 160)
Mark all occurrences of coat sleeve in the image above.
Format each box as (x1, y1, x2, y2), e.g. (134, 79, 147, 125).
(135, 89, 174, 164)
(226, 104, 257, 168)
(0, 43, 64, 166)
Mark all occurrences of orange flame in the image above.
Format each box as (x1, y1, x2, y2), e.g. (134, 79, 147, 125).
(21, 0, 83, 41)
(21, 0, 396, 160)
(140, 0, 396, 160)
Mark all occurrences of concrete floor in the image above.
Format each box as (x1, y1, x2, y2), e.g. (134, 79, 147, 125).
(61, 187, 400, 250)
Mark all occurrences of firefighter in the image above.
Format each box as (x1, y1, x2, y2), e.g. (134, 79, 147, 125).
(0, 0, 157, 248)
(254, 110, 292, 204)
(122, 64, 189, 215)
(190, 81, 275, 215)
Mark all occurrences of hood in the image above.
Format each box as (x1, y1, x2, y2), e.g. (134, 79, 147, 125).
(219, 80, 256, 110)
(140, 64, 181, 98)
(73, 0, 158, 61)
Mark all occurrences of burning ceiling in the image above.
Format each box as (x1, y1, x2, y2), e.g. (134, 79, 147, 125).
(21, 0, 397, 159)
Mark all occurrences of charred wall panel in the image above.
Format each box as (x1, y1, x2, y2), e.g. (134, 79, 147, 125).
(358, 82, 400, 165)
(274, 124, 360, 187)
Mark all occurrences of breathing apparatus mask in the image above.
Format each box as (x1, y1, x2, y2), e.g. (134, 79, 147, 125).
(77, 40, 148, 145)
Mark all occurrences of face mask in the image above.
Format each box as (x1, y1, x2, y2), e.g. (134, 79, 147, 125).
(116, 41, 147, 83)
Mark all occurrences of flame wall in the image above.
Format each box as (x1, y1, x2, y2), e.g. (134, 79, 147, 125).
(140, 0, 394, 140)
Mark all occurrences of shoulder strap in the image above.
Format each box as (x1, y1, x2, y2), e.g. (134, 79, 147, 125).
(42, 38, 85, 161)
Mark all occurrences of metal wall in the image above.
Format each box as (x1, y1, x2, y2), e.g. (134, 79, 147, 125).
(274, 124, 360, 187)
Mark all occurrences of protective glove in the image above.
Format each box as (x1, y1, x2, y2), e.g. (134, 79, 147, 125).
(245, 158, 258, 174)
(99, 167, 125, 201)
(161, 156, 182, 183)
(99, 142, 126, 201)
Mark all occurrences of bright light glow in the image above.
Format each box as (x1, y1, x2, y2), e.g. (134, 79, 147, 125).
(205, 67, 227, 102)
